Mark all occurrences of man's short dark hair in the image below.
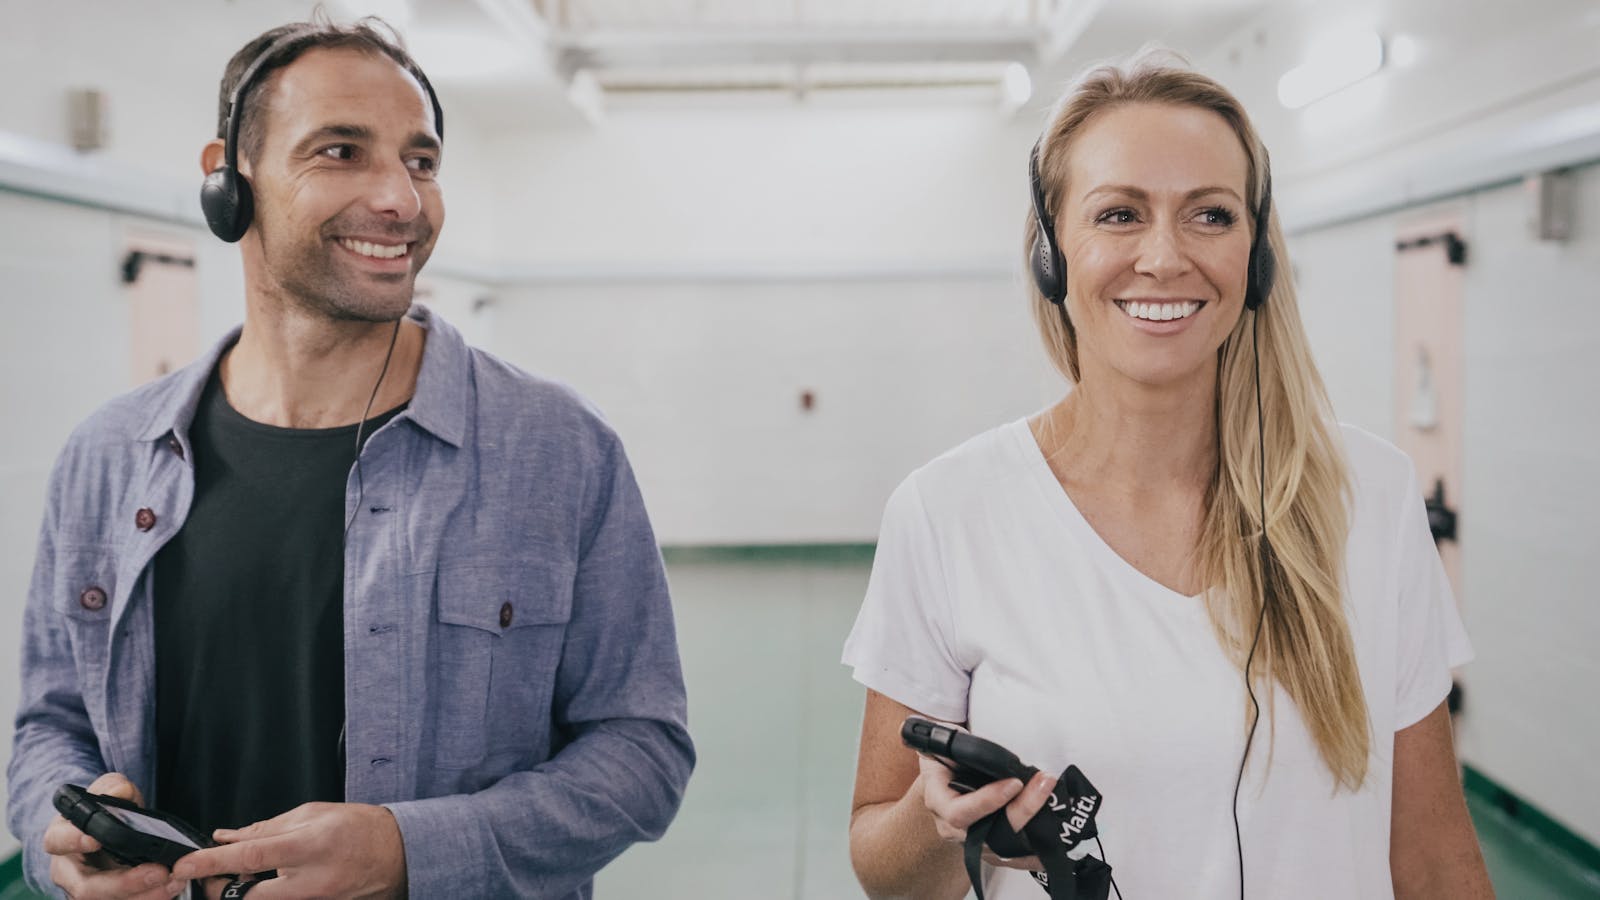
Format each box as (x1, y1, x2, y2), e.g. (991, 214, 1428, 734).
(216, 11, 441, 166)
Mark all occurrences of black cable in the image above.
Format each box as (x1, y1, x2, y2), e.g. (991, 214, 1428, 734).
(336, 317, 403, 769)
(342, 318, 402, 545)
(1231, 309, 1270, 900)
(1093, 835, 1123, 900)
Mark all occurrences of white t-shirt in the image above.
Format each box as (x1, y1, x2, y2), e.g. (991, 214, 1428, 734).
(842, 419, 1472, 900)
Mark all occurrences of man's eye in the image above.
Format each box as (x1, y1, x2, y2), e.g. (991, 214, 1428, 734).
(1096, 208, 1138, 225)
(319, 145, 357, 161)
(407, 156, 439, 173)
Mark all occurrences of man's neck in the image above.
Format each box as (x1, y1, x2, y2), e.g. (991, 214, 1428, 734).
(218, 301, 425, 430)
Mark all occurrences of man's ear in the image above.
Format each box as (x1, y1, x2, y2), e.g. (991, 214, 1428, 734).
(200, 138, 227, 176)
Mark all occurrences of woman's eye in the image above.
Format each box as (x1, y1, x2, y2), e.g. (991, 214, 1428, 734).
(1199, 207, 1237, 226)
(1096, 208, 1138, 225)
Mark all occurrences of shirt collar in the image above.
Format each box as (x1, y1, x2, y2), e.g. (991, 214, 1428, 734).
(136, 303, 468, 449)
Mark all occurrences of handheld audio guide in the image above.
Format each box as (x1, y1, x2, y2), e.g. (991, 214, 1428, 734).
(53, 783, 214, 869)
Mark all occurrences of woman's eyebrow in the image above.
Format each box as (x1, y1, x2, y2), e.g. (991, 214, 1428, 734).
(1082, 184, 1245, 204)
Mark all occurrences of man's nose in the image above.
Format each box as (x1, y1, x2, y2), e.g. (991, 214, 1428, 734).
(365, 158, 422, 221)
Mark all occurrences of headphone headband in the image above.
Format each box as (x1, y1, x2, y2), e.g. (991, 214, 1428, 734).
(203, 28, 445, 242)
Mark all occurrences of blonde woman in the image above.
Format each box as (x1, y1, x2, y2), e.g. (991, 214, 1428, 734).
(843, 54, 1492, 900)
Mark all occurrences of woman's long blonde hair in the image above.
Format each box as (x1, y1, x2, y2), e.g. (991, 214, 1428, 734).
(1027, 53, 1370, 791)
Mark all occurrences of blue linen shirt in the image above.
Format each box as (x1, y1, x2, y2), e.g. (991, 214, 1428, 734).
(6, 305, 694, 897)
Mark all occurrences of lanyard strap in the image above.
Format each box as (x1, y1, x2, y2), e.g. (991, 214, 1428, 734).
(961, 765, 1113, 900)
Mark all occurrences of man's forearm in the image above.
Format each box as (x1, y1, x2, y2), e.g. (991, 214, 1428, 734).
(386, 716, 693, 897)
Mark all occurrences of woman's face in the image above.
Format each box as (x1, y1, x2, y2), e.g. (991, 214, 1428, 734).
(1056, 101, 1255, 391)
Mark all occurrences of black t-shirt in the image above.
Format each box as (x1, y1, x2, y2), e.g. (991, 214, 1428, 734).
(152, 368, 404, 832)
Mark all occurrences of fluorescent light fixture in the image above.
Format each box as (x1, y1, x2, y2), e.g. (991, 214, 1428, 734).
(1277, 31, 1385, 110)
(1389, 34, 1419, 68)
(1002, 62, 1032, 107)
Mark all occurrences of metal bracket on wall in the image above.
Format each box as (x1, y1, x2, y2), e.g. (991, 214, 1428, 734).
(120, 249, 194, 285)
(1394, 231, 1467, 266)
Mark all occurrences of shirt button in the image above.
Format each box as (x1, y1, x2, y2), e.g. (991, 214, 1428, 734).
(166, 436, 184, 459)
(135, 508, 157, 531)
(80, 587, 107, 611)
(499, 602, 514, 629)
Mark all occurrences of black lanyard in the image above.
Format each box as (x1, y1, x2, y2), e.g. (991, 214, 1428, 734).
(962, 765, 1114, 900)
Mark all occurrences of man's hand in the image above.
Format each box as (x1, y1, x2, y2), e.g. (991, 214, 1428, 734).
(43, 772, 188, 900)
(171, 802, 407, 900)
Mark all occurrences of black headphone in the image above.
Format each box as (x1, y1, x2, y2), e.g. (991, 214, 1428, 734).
(1027, 139, 1276, 311)
(200, 30, 446, 243)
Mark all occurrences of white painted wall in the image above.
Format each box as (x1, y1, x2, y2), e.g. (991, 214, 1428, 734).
(488, 275, 1060, 544)
(1290, 164, 1600, 847)
(482, 104, 1040, 271)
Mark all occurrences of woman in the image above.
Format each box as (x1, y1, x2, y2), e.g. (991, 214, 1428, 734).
(842, 53, 1492, 899)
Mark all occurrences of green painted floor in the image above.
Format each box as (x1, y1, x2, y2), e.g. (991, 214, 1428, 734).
(6, 556, 1597, 898)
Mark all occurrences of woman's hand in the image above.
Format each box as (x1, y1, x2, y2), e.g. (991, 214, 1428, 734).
(916, 746, 1056, 871)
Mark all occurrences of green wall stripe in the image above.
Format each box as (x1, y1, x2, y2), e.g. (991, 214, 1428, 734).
(661, 543, 876, 565)
(1463, 764, 1600, 876)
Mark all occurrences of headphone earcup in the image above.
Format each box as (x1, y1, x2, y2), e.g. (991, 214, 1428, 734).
(200, 166, 254, 243)
(1030, 234, 1067, 306)
(1245, 240, 1276, 310)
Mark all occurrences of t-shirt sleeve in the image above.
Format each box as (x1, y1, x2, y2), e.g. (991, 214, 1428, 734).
(1392, 463, 1474, 730)
(841, 475, 971, 723)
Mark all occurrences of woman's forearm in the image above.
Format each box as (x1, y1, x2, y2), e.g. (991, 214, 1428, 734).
(849, 776, 970, 900)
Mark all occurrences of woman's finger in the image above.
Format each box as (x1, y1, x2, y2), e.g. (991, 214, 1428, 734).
(972, 845, 1049, 871)
(924, 772, 1026, 833)
(1004, 771, 1057, 834)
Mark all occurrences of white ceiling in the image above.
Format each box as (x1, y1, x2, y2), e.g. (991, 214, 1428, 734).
(359, 0, 1278, 123)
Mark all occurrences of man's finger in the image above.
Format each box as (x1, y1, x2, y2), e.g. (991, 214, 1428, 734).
(86, 772, 142, 805)
(171, 832, 300, 881)
(43, 816, 96, 856)
(54, 857, 176, 900)
(213, 803, 313, 844)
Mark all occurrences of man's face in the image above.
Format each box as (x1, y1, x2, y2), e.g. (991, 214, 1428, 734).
(240, 46, 444, 322)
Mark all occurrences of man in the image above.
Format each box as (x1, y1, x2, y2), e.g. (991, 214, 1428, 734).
(7, 17, 693, 899)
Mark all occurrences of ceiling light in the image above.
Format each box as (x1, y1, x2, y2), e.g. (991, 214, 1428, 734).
(1389, 34, 1419, 68)
(1002, 62, 1032, 108)
(1277, 31, 1385, 110)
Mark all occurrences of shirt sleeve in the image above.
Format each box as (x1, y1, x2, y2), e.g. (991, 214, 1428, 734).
(841, 475, 971, 723)
(1392, 463, 1474, 730)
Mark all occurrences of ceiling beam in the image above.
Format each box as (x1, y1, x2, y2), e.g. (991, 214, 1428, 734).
(554, 27, 1042, 76)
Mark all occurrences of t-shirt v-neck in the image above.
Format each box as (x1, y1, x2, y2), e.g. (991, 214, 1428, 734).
(1008, 418, 1206, 606)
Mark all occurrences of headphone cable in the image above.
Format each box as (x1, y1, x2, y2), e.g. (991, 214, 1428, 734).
(342, 318, 403, 544)
(1231, 309, 1270, 900)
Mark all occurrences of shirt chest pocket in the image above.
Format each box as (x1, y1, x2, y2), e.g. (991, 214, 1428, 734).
(432, 562, 574, 770)
(46, 546, 120, 736)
